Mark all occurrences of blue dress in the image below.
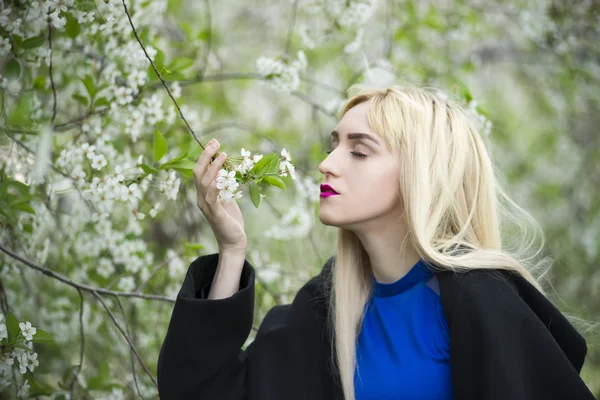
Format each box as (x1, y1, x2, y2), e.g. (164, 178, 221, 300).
(354, 259, 453, 399)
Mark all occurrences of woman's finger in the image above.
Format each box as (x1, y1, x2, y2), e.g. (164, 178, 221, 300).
(193, 139, 220, 188)
(205, 178, 223, 218)
(201, 151, 227, 189)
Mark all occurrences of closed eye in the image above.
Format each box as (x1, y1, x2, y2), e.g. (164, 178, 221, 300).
(325, 150, 368, 159)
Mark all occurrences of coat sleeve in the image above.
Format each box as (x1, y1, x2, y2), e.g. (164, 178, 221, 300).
(157, 253, 255, 399)
(448, 270, 595, 400)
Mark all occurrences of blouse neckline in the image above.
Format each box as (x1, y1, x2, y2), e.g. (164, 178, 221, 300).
(372, 259, 434, 297)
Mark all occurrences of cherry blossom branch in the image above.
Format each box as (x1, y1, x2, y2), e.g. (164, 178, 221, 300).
(121, 0, 205, 150)
(53, 107, 109, 132)
(47, 10, 57, 126)
(91, 290, 157, 388)
(115, 296, 146, 399)
(0, 243, 175, 303)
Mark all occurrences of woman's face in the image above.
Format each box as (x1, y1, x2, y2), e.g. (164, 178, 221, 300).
(318, 101, 403, 231)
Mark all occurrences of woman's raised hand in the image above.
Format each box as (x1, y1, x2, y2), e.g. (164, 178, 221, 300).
(193, 138, 247, 254)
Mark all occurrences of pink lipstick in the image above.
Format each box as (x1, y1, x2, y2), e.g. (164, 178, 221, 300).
(320, 184, 339, 198)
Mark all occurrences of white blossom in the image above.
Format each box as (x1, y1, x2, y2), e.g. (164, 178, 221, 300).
(19, 321, 37, 341)
(91, 154, 108, 170)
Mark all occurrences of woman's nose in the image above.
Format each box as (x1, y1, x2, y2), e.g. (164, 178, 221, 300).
(319, 152, 334, 176)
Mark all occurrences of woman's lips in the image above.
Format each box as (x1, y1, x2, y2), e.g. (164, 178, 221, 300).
(320, 192, 339, 198)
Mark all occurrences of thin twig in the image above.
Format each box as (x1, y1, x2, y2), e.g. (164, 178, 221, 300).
(91, 291, 157, 388)
(53, 107, 109, 132)
(115, 296, 146, 399)
(121, 0, 204, 150)
(0, 243, 175, 303)
(69, 288, 85, 396)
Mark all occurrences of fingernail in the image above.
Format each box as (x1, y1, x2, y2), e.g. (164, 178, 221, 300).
(212, 140, 220, 148)
(219, 152, 226, 159)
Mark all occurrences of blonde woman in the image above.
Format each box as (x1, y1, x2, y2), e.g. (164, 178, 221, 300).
(157, 85, 595, 400)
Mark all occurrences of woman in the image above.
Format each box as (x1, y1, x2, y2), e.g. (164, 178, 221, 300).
(157, 84, 595, 399)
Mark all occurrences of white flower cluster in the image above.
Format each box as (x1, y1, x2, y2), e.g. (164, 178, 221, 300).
(304, 0, 377, 53)
(216, 148, 296, 204)
(256, 50, 308, 93)
(236, 148, 264, 175)
(156, 170, 181, 201)
(279, 148, 296, 180)
(217, 170, 243, 203)
(338, 0, 376, 27)
(0, 315, 40, 397)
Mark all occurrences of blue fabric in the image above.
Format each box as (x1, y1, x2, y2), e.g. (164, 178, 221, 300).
(354, 259, 453, 399)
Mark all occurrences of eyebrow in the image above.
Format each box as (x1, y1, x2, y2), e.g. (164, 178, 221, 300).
(331, 131, 381, 146)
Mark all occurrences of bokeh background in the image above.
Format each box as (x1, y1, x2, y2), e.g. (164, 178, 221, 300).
(0, 0, 598, 398)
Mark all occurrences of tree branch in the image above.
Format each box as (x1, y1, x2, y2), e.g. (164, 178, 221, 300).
(91, 290, 157, 388)
(0, 243, 175, 303)
(121, 0, 205, 150)
(115, 296, 146, 399)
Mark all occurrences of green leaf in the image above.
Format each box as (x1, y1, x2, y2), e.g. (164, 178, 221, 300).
(31, 328, 54, 343)
(249, 182, 261, 208)
(21, 36, 45, 49)
(158, 152, 188, 170)
(169, 57, 194, 71)
(159, 66, 173, 76)
(33, 75, 47, 90)
(11, 202, 36, 214)
(65, 13, 81, 38)
(262, 175, 286, 190)
(93, 97, 110, 108)
(249, 153, 278, 177)
(197, 28, 211, 41)
(153, 130, 168, 163)
(141, 163, 159, 174)
(6, 312, 19, 341)
(5, 58, 21, 80)
(183, 242, 204, 252)
(72, 93, 89, 106)
(28, 375, 55, 397)
(13, 342, 35, 353)
(165, 159, 196, 171)
(80, 75, 96, 99)
(87, 360, 110, 390)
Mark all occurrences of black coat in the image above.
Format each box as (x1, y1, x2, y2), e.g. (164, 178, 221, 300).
(157, 253, 595, 399)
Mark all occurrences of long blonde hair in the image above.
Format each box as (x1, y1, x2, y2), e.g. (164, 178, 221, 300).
(326, 84, 551, 400)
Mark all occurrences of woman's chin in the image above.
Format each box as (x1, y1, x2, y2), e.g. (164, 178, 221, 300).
(318, 213, 342, 228)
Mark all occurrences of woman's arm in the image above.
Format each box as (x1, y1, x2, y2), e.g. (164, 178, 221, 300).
(157, 252, 255, 399)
